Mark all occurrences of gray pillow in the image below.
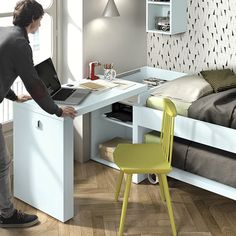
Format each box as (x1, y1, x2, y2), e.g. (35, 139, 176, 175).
(201, 69, 236, 92)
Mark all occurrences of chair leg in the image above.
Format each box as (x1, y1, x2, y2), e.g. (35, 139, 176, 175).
(115, 171, 124, 201)
(157, 174, 166, 203)
(161, 174, 177, 236)
(118, 174, 132, 236)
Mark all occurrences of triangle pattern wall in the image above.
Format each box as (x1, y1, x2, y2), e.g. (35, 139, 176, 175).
(147, 0, 236, 73)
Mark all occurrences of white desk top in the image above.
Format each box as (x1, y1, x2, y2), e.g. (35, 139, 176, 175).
(18, 79, 147, 118)
(73, 79, 147, 116)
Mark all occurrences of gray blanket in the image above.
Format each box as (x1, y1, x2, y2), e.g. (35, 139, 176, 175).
(188, 88, 236, 128)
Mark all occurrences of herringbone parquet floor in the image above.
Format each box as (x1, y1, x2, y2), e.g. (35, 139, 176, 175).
(1, 160, 236, 236)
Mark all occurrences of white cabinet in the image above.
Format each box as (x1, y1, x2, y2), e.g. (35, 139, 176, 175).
(146, 0, 187, 35)
(13, 102, 74, 222)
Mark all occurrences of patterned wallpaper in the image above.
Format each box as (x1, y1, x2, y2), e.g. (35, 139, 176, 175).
(147, 0, 236, 73)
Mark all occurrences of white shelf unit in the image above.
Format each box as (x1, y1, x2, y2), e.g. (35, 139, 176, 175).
(90, 67, 187, 183)
(91, 105, 133, 159)
(146, 0, 187, 35)
(90, 105, 146, 183)
(102, 114, 133, 128)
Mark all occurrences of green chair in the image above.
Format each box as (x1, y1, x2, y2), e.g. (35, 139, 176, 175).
(113, 98, 177, 236)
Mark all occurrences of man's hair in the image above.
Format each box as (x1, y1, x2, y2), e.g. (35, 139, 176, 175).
(13, 0, 44, 27)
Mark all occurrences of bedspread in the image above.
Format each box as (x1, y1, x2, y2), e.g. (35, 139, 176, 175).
(188, 88, 236, 128)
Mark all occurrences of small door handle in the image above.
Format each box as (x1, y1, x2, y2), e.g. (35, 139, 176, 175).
(36, 120, 43, 129)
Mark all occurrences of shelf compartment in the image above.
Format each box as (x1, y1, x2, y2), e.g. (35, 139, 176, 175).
(147, 1, 170, 5)
(102, 114, 133, 128)
(147, 3, 171, 33)
(146, 0, 187, 35)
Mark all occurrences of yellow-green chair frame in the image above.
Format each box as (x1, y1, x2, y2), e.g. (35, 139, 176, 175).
(113, 98, 177, 236)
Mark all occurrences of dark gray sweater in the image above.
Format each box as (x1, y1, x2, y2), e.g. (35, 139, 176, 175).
(0, 26, 62, 117)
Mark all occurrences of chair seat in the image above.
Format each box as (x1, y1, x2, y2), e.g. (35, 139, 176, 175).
(114, 143, 172, 174)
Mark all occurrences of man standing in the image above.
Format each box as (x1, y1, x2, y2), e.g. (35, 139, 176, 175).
(0, 0, 77, 227)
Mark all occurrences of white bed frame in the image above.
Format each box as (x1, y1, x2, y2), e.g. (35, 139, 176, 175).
(119, 66, 236, 201)
(133, 105, 236, 201)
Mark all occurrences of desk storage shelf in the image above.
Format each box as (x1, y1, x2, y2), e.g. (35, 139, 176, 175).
(90, 105, 144, 182)
(146, 0, 187, 35)
(91, 105, 146, 183)
(90, 67, 187, 183)
(102, 114, 133, 128)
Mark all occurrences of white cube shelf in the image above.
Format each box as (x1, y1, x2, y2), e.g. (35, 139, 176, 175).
(146, 0, 187, 35)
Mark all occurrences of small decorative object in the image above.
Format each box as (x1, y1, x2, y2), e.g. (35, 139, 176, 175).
(104, 64, 117, 80)
(88, 61, 101, 80)
(155, 11, 170, 32)
(143, 77, 167, 87)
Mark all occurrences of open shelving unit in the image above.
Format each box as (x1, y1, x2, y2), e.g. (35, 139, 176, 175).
(102, 114, 133, 128)
(90, 67, 187, 183)
(146, 0, 187, 35)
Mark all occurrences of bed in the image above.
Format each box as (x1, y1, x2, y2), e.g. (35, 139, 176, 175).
(119, 66, 236, 200)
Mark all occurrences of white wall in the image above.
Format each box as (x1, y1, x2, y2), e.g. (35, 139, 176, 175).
(83, 0, 146, 76)
(61, 0, 83, 83)
(61, 0, 146, 81)
(61, 0, 146, 162)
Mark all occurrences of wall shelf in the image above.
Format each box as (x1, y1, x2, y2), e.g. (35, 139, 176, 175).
(146, 0, 187, 35)
(147, 1, 170, 6)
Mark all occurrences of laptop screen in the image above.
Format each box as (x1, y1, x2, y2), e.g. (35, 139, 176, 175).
(35, 58, 61, 96)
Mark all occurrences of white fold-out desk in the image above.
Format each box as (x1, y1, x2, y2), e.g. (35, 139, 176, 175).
(13, 79, 147, 222)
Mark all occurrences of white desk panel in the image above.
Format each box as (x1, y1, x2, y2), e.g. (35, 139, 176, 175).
(13, 79, 147, 222)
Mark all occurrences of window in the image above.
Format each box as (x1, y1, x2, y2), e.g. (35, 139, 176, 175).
(0, 0, 52, 14)
(0, 0, 58, 123)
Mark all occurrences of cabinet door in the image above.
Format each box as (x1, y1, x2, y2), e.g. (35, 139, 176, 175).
(13, 103, 73, 222)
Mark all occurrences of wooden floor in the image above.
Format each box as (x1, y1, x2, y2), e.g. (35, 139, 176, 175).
(1, 160, 236, 236)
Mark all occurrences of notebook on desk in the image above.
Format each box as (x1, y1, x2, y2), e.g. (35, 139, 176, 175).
(35, 58, 91, 105)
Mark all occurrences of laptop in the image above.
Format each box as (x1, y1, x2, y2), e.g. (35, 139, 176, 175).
(35, 58, 91, 105)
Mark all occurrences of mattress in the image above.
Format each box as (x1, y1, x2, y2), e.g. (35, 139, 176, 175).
(146, 95, 191, 117)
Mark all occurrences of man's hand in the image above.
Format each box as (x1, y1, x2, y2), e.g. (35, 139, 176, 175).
(61, 106, 77, 119)
(16, 95, 32, 103)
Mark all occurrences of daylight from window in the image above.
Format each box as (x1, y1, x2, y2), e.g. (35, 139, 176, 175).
(0, 0, 55, 123)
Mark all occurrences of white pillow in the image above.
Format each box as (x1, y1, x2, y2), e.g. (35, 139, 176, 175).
(151, 75, 213, 102)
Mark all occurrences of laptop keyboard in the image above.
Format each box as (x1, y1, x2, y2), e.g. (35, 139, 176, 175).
(52, 88, 75, 101)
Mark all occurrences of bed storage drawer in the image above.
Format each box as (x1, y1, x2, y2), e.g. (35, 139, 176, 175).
(186, 142, 236, 188)
(145, 130, 236, 188)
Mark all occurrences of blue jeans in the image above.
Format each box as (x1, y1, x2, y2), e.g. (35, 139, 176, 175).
(0, 124, 14, 218)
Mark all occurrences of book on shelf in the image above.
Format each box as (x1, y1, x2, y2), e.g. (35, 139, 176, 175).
(143, 77, 167, 87)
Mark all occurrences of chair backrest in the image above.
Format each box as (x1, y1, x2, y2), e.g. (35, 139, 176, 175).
(160, 98, 177, 165)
